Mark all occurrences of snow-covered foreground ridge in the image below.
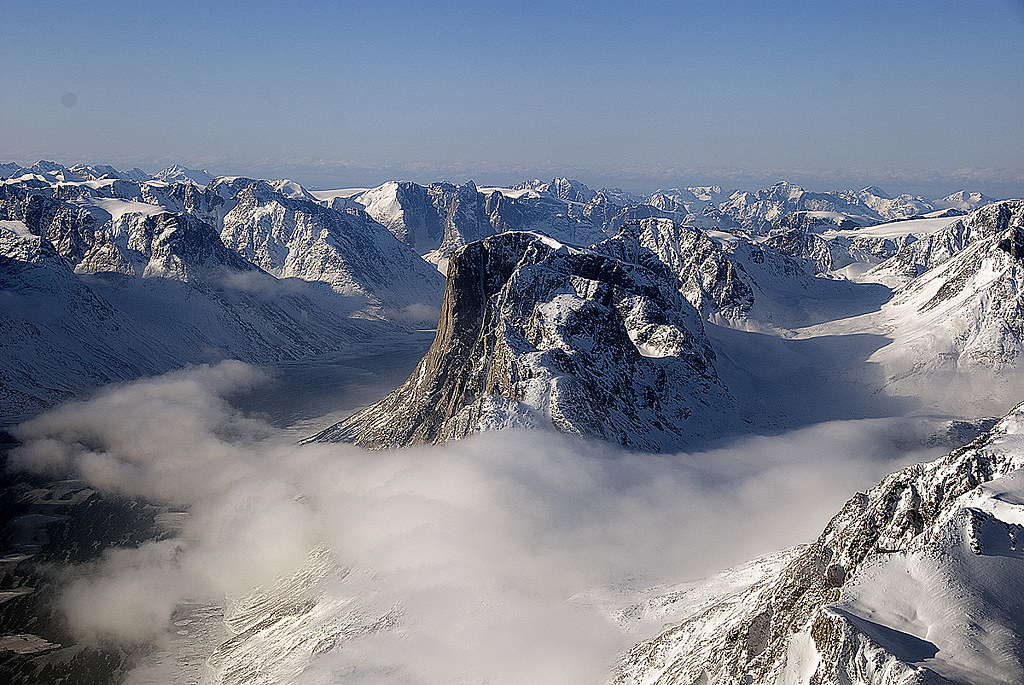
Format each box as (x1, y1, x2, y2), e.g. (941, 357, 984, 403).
(613, 403, 1024, 685)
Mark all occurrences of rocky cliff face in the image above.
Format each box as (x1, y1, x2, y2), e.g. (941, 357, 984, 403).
(308, 231, 732, 451)
(613, 403, 1024, 685)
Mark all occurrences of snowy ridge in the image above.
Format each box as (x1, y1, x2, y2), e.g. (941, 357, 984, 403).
(217, 177, 444, 317)
(613, 403, 1024, 685)
(0, 178, 408, 420)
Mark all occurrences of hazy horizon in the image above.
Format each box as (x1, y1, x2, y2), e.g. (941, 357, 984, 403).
(5, 154, 1024, 201)
(3, 1, 1023, 198)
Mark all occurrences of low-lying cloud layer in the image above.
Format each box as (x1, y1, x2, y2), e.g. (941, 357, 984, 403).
(11, 362, 953, 683)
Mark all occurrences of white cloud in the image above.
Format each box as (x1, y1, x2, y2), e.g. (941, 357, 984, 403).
(11, 363, 953, 683)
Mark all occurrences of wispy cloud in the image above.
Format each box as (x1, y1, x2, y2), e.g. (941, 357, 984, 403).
(11, 363, 951, 683)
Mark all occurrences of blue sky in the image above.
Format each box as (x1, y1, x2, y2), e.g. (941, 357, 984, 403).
(2, 0, 1023, 196)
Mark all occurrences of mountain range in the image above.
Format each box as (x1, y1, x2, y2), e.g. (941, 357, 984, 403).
(1, 159, 1022, 684)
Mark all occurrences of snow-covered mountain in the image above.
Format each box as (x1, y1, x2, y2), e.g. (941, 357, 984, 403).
(870, 201, 1024, 372)
(214, 177, 444, 318)
(864, 201, 1024, 288)
(352, 179, 607, 267)
(306, 195, 1024, 451)
(153, 163, 215, 187)
(308, 230, 733, 451)
(595, 218, 757, 320)
(0, 210, 388, 420)
(2, 160, 1004, 254)
(0, 221, 169, 417)
(936, 190, 997, 212)
(0, 160, 151, 185)
(613, 401, 1024, 685)
(718, 181, 882, 231)
(715, 182, 984, 234)
(598, 217, 882, 330)
(769, 215, 959, 279)
(65, 163, 152, 183)
(4, 159, 1024, 685)
(0, 173, 435, 420)
(0, 177, 250, 279)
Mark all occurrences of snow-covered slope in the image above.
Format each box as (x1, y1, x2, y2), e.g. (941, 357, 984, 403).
(216, 178, 444, 318)
(871, 200, 1024, 371)
(308, 230, 733, 451)
(613, 402, 1024, 685)
(352, 179, 607, 266)
(0, 179, 405, 421)
(0, 221, 174, 418)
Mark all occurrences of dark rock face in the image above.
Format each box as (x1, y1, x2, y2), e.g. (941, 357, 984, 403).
(308, 231, 732, 451)
(996, 226, 1024, 260)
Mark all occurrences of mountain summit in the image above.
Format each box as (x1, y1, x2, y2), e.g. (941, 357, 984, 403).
(308, 230, 733, 451)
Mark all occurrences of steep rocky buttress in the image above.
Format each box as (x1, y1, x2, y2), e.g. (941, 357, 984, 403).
(307, 231, 734, 451)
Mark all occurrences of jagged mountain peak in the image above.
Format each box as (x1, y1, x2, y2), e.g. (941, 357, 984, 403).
(308, 229, 731, 451)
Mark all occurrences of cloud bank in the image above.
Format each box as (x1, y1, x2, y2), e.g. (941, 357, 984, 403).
(11, 362, 952, 683)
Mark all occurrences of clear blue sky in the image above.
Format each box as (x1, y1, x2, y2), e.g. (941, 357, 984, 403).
(2, 0, 1023, 196)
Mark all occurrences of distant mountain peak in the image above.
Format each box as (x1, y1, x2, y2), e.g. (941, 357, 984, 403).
(155, 164, 215, 187)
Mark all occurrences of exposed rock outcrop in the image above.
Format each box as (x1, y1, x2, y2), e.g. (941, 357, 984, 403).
(308, 231, 732, 451)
